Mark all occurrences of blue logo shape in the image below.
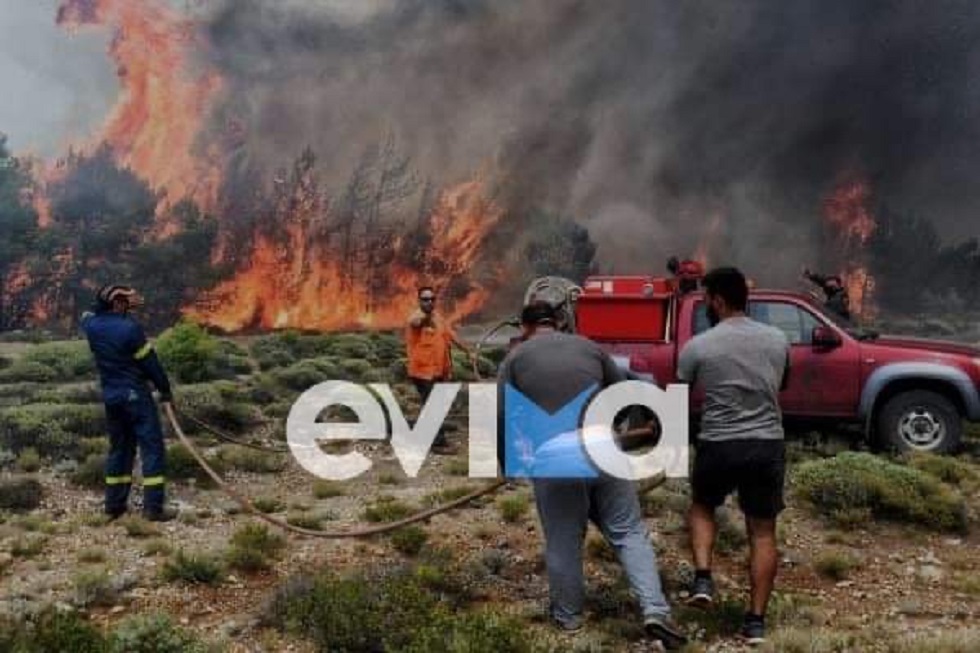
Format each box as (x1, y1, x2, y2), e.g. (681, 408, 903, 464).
(503, 383, 600, 478)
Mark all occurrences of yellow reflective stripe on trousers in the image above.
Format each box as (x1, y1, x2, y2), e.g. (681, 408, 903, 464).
(134, 343, 153, 360)
(105, 475, 132, 485)
(142, 476, 166, 487)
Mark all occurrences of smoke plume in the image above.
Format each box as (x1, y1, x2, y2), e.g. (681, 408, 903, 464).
(197, 0, 980, 282)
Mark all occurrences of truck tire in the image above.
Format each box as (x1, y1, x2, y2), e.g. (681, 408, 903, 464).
(875, 390, 962, 454)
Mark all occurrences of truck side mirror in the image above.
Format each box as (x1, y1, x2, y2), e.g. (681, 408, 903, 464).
(812, 326, 842, 349)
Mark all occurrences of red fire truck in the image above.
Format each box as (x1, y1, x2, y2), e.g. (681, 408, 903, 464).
(569, 269, 980, 454)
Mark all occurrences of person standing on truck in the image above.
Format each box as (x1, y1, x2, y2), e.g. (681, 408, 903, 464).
(802, 268, 851, 321)
(405, 285, 475, 452)
(497, 301, 687, 649)
(81, 285, 176, 522)
(676, 267, 790, 646)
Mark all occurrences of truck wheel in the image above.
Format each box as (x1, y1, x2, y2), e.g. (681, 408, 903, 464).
(876, 390, 962, 454)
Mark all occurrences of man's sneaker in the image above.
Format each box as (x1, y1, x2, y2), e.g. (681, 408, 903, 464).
(142, 507, 177, 523)
(552, 615, 584, 633)
(643, 614, 688, 650)
(687, 574, 715, 608)
(739, 615, 766, 646)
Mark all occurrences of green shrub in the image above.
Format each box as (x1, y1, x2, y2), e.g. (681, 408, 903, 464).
(402, 610, 540, 653)
(813, 549, 862, 581)
(251, 331, 337, 371)
(73, 566, 119, 608)
(81, 437, 110, 456)
(119, 516, 161, 539)
(108, 613, 208, 653)
(251, 335, 298, 370)
(167, 442, 205, 482)
(422, 485, 477, 507)
(0, 403, 104, 456)
(22, 341, 95, 379)
(270, 359, 338, 391)
(35, 382, 103, 405)
(161, 549, 225, 585)
(337, 358, 375, 381)
(227, 523, 286, 573)
(445, 458, 469, 477)
(888, 630, 980, 653)
(253, 496, 285, 513)
(16, 447, 40, 472)
(312, 479, 345, 499)
(362, 497, 416, 523)
(5, 608, 106, 653)
(715, 508, 748, 555)
(11, 534, 47, 558)
(793, 452, 968, 533)
(142, 539, 173, 557)
(265, 567, 444, 652)
(0, 476, 43, 511)
(391, 526, 428, 556)
(763, 628, 864, 653)
(905, 452, 978, 489)
(78, 547, 107, 564)
(71, 454, 107, 489)
(0, 359, 59, 383)
(497, 495, 530, 524)
(155, 320, 222, 383)
(326, 334, 375, 360)
(216, 445, 286, 474)
(177, 382, 257, 435)
(286, 512, 326, 531)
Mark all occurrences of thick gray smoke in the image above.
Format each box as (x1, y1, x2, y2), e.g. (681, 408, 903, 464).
(0, 0, 115, 157)
(200, 0, 980, 282)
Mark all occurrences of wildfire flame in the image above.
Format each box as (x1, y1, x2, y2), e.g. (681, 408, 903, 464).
(693, 213, 724, 267)
(823, 177, 878, 321)
(56, 0, 223, 216)
(185, 181, 502, 331)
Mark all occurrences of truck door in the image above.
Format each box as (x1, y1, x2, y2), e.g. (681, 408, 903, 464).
(747, 300, 860, 417)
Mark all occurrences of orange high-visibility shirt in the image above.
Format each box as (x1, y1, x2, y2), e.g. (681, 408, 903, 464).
(406, 316, 455, 381)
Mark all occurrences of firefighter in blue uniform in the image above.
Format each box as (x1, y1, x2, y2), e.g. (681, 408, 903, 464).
(81, 285, 175, 522)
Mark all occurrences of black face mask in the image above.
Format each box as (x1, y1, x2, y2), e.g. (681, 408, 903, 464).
(706, 303, 721, 327)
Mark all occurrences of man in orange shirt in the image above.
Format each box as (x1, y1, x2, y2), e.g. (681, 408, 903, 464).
(406, 286, 475, 451)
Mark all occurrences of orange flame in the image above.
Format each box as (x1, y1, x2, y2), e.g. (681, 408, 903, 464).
(823, 178, 878, 321)
(693, 213, 724, 267)
(185, 181, 502, 331)
(57, 0, 222, 215)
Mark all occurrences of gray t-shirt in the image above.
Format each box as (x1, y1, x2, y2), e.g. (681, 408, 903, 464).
(677, 316, 790, 442)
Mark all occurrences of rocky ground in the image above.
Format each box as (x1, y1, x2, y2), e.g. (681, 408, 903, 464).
(1, 325, 979, 652)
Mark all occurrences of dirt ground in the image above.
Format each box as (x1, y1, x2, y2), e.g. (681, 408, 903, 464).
(1, 333, 980, 652)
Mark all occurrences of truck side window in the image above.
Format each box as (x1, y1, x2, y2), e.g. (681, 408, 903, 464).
(749, 302, 821, 345)
(693, 302, 712, 335)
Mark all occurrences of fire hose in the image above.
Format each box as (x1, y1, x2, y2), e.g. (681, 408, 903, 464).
(165, 403, 509, 538)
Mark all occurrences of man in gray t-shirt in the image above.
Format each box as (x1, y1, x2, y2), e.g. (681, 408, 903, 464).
(676, 267, 790, 646)
(677, 311, 789, 443)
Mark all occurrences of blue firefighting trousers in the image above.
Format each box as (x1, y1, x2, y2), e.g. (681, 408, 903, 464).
(104, 391, 166, 515)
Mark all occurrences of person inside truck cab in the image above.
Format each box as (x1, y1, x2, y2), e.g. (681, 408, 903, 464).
(802, 268, 851, 322)
(676, 266, 791, 646)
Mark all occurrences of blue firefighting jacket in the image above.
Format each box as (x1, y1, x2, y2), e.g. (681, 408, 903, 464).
(80, 311, 172, 406)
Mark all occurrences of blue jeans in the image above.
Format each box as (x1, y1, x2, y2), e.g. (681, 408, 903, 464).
(104, 392, 166, 514)
(532, 476, 671, 626)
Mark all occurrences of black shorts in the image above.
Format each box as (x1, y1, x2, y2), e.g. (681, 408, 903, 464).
(691, 439, 786, 519)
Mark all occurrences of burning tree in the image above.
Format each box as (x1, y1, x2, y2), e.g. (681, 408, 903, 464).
(0, 136, 40, 329)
